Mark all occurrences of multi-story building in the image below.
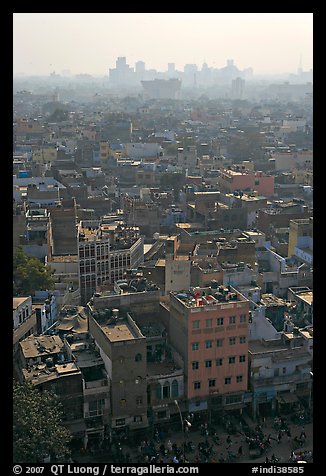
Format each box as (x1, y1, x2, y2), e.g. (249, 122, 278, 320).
(66, 333, 110, 448)
(141, 78, 181, 100)
(48, 198, 78, 257)
(13, 296, 38, 355)
(16, 335, 84, 440)
(288, 217, 313, 264)
(168, 285, 250, 417)
(78, 221, 144, 305)
(218, 169, 275, 198)
(87, 307, 148, 435)
(248, 332, 313, 418)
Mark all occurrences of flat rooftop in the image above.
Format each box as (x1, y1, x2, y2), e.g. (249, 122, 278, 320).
(299, 328, 313, 340)
(22, 361, 80, 385)
(101, 322, 138, 342)
(172, 285, 247, 308)
(296, 291, 313, 306)
(249, 339, 287, 354)
(13, 297, 30, 310)
(20, 335, 65, 359)
(147, 361, 182, 377)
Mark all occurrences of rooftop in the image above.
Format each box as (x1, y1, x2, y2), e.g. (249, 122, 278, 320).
(22, 361, 80, 385)
(20, 335, 65, 359)
(171, 285, 247, 308)
(260, 294, 286, 307)
(101, 322, 138, 342)
(13, 296, 30, 310)
(147, 361, 182, 377)
(55, 307, 88, 334)
(296, 291, 313, 306)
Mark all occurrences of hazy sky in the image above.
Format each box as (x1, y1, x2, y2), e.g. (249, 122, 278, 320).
(13, 13, 313, 76)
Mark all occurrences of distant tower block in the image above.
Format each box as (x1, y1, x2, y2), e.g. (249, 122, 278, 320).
(141, 78, 181, 99)
(168, 63, 176, 75)
(232, 77, 245, 99)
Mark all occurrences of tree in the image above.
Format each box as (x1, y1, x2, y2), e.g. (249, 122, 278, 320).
(13, 246, 54, 295)
(13, 381, 72, 463)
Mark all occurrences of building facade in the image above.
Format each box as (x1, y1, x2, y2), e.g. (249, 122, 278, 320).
(168, 285, 250, 416)
(78, 222, 144, 305)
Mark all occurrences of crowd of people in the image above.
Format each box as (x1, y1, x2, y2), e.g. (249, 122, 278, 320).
(73, 411, 313, 464)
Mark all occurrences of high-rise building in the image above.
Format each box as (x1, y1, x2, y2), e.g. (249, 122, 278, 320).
(109, 57, 135, 86)
(231, 77, 245, 99)
(135, 61, 145, 73)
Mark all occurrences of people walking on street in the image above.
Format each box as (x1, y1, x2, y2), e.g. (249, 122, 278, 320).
(300, 427, 307, 440)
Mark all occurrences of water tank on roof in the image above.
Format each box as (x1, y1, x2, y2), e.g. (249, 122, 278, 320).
(45, 357, 54, 368)
(112, 309, 119, 319)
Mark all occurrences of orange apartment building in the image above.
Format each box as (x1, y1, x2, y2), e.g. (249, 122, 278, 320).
(168, 285, 250, 417)
(219, 169, 275, 197)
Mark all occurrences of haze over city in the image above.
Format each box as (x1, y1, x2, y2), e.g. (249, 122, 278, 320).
(13, 13, 313, 77)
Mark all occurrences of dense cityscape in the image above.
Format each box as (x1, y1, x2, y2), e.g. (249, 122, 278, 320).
(13, 48, 313, 467)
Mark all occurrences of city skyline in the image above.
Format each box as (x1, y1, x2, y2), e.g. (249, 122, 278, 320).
(13, 13, 313, 77)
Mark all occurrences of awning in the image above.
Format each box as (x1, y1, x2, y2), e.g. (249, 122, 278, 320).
(277, 393, 299, 404)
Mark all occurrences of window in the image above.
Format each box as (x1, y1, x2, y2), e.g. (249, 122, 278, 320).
(156, 383, 161, 400)
(229, 356, 236, 364)
(229, 337, 236, 345)
(136, 397, 142, 406)
(192, 361, 199, 370)
(217, 317, 224, 326)
(192, 342, 199, 351)
(206, 318, 213, 328)
(89, 399, 104, 416)
(282, 367, 286, 374)
(224, 377, 231, 385)
(120, 398, 127, 407)
(116, 418, 125, 426)
(193, 381, 201, 390)
(205, 360, 212, 368)
(240, 314, 247, 323)
(134, 415, 142, 423)
(135, 353, 142, 362)
(205, 340, 213, 349)
(216, 339, 224, 347)
(229, 316, 236, 324)
(171, 380, 179, 397)
(192, 320, 200, 329)
(208, 379, 216, 387)
(163, 381, 170, 399)
(216, 358, 223, 366)
(239, 336, 246, 344)
(236, 375, 243, 383)
(239, 355, 246, 363)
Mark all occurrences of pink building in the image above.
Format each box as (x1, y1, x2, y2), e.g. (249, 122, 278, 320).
(219, 169, 274, 197)
(169, 285, 250, 412)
